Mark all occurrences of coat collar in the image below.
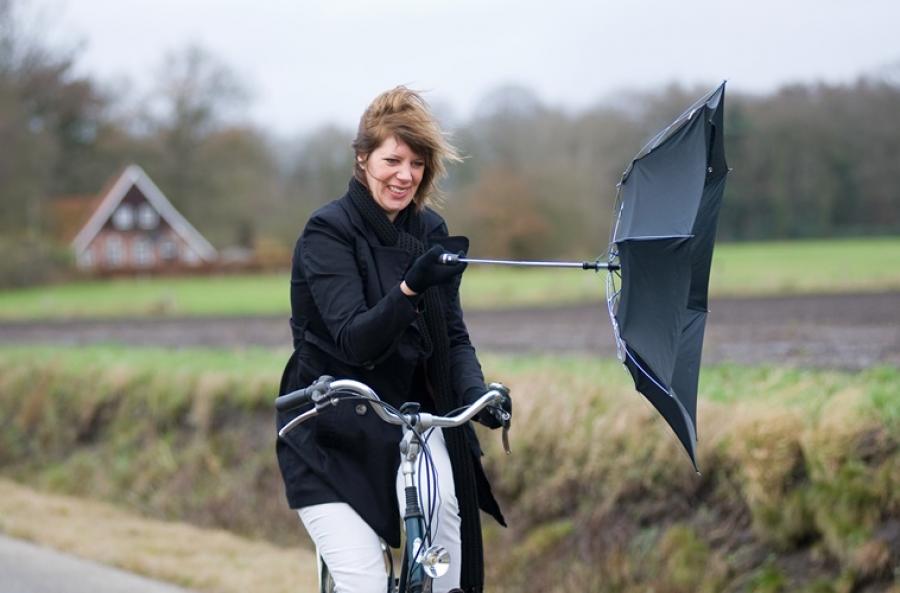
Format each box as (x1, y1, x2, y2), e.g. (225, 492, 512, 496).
(337, 179, 444, 248)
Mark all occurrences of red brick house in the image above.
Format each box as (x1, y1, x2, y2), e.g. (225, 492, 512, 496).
(64, 165, 217, 272)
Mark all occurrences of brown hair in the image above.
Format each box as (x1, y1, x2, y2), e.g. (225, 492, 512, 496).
(352, 86, 461, 209)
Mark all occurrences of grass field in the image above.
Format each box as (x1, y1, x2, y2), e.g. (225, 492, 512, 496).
(0, 237, 898, 320)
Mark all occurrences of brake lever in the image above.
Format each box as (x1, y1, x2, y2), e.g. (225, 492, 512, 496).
(487, 382, 512, 455)
(277, 388, 341, 439)
(498, 410, 512, 455)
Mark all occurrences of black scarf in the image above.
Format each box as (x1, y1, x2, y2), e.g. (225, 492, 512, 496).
(348, 179, 484, 593)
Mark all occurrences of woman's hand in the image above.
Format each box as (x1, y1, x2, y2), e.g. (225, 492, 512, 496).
(480, 393, 512, 430)
(465, 385, 512, 430)
(403, 245, 467, 295)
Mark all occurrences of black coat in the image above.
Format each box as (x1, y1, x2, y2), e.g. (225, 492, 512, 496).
(276, 187, 504, 548)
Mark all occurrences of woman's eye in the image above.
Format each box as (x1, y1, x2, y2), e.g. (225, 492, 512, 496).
(385, 158, 399, 164)
(413, 161, 425, 168)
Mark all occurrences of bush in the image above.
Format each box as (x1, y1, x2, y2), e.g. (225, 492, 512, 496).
(0, 234, 73, 288)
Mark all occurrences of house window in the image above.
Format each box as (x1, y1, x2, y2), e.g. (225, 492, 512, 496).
(183, 247, 200, 265)
(113, 205, 134, 230)
(106, 236, 125, 267)
(138, 203, 159, 229)
(160, 239, 178, 261)
(134, 238, 155, 267)
(78, 249, 94, 269)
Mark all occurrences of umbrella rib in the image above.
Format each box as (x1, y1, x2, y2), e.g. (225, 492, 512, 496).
(622, 346, 673, 399)
(605, 257, 625, 362)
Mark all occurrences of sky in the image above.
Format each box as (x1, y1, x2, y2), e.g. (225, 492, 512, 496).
(37, 0, 900, 136)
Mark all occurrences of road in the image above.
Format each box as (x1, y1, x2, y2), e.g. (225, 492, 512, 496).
(0, 535, 195, 593)
(2, 292, 899, 370)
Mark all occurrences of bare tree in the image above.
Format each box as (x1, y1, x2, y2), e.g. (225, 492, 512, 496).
(0, 0, 109, 234)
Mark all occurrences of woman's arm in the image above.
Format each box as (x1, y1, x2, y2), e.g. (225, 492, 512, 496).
(445, 280, 486, 402)
(300, 214, 418, 366)
(427, 221, 486, 401)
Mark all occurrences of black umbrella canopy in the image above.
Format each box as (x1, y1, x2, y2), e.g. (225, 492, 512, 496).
(609, 82, 728, 471)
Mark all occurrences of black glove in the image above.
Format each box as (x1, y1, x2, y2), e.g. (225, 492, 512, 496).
(404, 245, 467, 294)
(466, 385, 512, 430)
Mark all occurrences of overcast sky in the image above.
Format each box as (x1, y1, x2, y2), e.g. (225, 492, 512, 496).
(40, 0, 900, 135)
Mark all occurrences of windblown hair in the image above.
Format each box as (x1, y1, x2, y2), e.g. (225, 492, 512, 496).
(352, 86, 461, 209)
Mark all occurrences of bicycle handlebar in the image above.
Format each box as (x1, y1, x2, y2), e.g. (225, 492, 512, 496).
(276, 378, 511, 443)
(274, 375, 334, 412)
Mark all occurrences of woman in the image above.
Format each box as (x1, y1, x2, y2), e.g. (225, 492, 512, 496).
(276, 86, 509, 593)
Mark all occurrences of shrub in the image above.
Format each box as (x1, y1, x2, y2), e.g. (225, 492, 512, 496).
(0, 234, 73, 288)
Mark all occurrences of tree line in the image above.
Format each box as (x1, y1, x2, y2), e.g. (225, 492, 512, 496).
(2, 1, 898, 278)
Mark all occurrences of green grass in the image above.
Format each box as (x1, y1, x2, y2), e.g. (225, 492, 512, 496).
(479, 353, 900, 440)
(708, 237, 900, 296)
(0, 274, 291, 319)
(0, 236, 897, 320)
(0, 343, 289, 376)
(469, 236, 900, 306)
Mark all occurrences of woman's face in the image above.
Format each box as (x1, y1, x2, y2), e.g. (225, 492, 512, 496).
(361, 136, 424, 221)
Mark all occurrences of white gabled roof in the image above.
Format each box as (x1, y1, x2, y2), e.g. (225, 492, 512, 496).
(72, 164, 217, 262)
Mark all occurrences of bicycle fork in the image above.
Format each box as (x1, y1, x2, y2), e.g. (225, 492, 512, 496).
(398, 431, 429, 593)
(397, 429, 452, 593)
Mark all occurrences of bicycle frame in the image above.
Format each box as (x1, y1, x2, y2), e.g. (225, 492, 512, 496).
(277, 379, 510, 593)
(397, 425, 433, 593)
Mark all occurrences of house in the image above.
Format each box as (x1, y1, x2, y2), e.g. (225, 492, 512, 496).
(59, 165, 217, 272)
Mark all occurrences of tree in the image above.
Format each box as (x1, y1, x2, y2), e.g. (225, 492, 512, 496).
(454, 166, 553, 259)
(0, 0, 110, 234)
(137, 45, 283, 247)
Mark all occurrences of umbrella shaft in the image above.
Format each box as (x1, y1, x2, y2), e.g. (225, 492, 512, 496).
(453, 256, 619, 271)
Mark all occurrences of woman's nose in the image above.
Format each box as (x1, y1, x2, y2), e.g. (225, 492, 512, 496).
(395, 163, 412, 181)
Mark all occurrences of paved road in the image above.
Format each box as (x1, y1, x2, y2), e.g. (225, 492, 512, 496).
(0, 535, 195, 593)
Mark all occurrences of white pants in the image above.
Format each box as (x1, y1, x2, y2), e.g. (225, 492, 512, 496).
(298, 428, 462, 593)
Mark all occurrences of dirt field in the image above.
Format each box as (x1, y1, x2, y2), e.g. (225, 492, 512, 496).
(2, 292, 898, 370)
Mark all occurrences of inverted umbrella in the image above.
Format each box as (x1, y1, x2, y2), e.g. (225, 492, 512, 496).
(607, 82, 728, 471)
(442, 82, 728, 469)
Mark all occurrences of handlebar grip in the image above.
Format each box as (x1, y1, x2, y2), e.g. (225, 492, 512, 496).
(488, 382, 509, 397)
(275, 386, 314, 412)
(275, 375, 334, 412)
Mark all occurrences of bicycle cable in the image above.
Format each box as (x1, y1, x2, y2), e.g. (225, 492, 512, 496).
(418, 427, 441, 547)
(323, 390, 444, 567)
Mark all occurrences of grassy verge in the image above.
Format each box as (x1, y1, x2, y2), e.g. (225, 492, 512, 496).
(478, 355, 899, 592)
(0, 479, 316, 593)
(0, 345, 897, 592)
(0, 237, 898, 320)
(0, 344, 297, 543)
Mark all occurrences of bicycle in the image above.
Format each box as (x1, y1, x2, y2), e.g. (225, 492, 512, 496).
(276, 376, 511, 593)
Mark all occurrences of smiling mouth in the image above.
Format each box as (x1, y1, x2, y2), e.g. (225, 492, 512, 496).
(388, 185, 411, 197)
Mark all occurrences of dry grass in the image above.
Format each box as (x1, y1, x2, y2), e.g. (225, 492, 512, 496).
(2, 347, 898, 592)
(477, 356, 900, 592)
(0, 478, 317, 593)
